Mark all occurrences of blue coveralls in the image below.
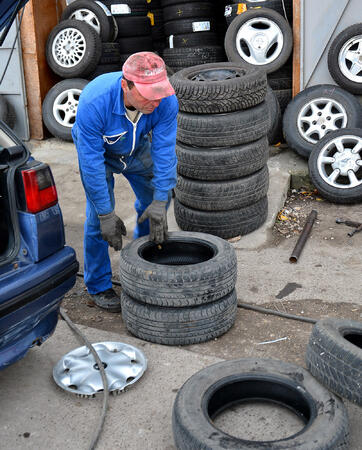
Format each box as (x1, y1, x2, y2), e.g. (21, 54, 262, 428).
(72, 71, 178, 295)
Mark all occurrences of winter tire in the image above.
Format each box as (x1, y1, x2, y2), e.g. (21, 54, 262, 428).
(266, 85, 282, 144)
(175, 165, 269, 210)
(164, 17, 216, 36)
(114, 16, 152, 37)
(167, 31, 218, 48)
(121, 289, 237, 345)
(60, 0, 115, 42)
(162, 46, 226, 70)
(174, 196, 268, 238)
(99, 42, 120, 64)
(172, 358, 349, 450)
(328, 24, 362, 94)
(267, 64, 292, 90)
(283, 84, 362, 159)
(163, 2, 214, 22)
(176, 136, 269, 180)
(177, 101, 269, 147)
(119, 231, 237, 307)
(308, 128, 362, 204)
(225, 8, 293, 74)
(306, 318, 362, 406)
(42, 78, 88, 141)
(170, 62, 267, 113)
(46, 19, 102, 78)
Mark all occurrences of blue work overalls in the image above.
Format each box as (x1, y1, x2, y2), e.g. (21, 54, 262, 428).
(72, 71, 178, 294)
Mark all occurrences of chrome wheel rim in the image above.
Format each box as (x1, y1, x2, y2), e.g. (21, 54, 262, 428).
(70, 8, 101, 35)
(235, 18, 283, 65)
(317, 135, 362, 189)
(53, 88, 82, 127)
(297, 97, 347, 144)
(52, 27, 86, 68)
(338, 35, 362, 83)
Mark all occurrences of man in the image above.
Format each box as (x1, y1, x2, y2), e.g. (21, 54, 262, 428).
(72, 52, 178, 312)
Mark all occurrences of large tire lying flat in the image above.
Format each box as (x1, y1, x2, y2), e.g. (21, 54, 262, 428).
(306, 318, 362, 405)
(177, 101, 269, 147)
(175, 166, 269, 211)
(174, 196, 268, 239)
(170, 62, 267, 113)
(176, 136, 269, 180)
(121, 289, 237, 346)
(173, 358, 349, 449)
(119, 231, 237, 307)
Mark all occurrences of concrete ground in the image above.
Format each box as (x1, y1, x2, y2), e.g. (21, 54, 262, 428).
(0, 138, 360, 449)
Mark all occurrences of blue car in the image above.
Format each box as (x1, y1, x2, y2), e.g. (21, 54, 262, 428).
(0, 119, 78, 369)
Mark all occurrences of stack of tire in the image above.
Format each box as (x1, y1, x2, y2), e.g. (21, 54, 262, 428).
(147, 0, 167, 55)
(171, 62, 270, 239)
(119, 231, 238, 345)
(161, 0, 226, 72)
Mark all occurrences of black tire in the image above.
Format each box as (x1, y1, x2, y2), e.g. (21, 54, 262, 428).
(114, 15, 152, 37)
(121, 289, 237, 345)
(116, 35, 153, 52)
(176, 136, 269, 180)
(328, 24, 362, 94)
(119, 231, 237, 307)
(174, 196, 268, 238)
(162, 46, 226, 70)
(225, 8, 293, 74)
(167, 31, 218, 48)
(163, 2, 213, 22)
(283, 84, 362, 159)
(60, 0, 115, 42)
(308, 128, 362, 204)
(102, 0, 148, 14)
(164, 17, 216, 36)
(170, 62, 267, 113)
(176, 165, 269, 210)
(88, 64, 121, 80)
(172, 358, 349, 450)
(266, 85, 282, 144)
(46, 20, 102, 78)
(99, 42, 120, 64)
(177, 101, 269, 147)
(0, 95, 9, 123)
(267, 64, 293, 90)
(306, 318, 362, 406)
(42, 78, 89, 141)
(162, 0, 204, 6)
(274, 87, 291, 114)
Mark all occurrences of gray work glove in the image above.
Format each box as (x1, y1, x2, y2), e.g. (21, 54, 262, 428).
(138, 200, 168, 244)
(99, 211, 127, 251)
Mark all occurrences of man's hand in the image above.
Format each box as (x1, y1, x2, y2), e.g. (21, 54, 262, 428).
(138, 200, 168, 244)
(99, 211, 127, 251)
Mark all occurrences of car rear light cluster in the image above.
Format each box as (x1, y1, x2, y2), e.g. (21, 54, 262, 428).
(21, 163, 58, 213)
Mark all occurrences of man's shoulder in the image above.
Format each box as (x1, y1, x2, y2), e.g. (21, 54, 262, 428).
(158, 94, 178, 114)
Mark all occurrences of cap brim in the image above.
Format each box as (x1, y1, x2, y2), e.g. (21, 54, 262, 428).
(134, 78, 175, 101)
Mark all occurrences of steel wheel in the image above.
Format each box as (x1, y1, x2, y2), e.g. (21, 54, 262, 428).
(190, 68, 242, 82)
(52, 27, 87, 68)
(297, 97, 347, 144)
(69, 8, 101, 35)
(53, 88, 81, 128)
(338, 35, 362, 83)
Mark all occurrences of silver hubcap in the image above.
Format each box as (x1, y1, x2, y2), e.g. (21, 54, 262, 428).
(297, 97, 347, 144)
(70, 9, 101, 35)
(53, 88, 82, 127)
(52, 27, 86, 68)
(236, 18, 283, 65)
(339, 35, 362, 83)
(317, 135, 362, 189)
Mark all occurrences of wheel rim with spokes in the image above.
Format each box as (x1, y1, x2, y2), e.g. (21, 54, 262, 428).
(53, 88, 82, 127)
(69, 8, 101, 35)
(190, 68, 244, 82)
(235, 18, 283, 65)
(52, 27, 87, 68)
(338, 35, 362, 83)
(317, 135, 362, 189)
(297, 97, 347, 144)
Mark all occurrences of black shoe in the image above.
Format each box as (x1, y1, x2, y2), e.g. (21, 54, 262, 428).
(90, 288, 121, 312)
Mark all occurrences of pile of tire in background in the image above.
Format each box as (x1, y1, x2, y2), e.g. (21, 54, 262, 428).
(171, 62, 270, 238)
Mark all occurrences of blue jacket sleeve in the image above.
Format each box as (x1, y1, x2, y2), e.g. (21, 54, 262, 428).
(150, 95, 178, 201)
(73, 100, 113, 216)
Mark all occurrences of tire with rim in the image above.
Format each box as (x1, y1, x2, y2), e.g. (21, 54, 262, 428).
(174, 196, 268, 238)
(328, 23, 362, 95)
(176, 136, 269, 180)
(283, 84, 362, 159)
(46, 19, 102, 78)
(308, 128, 362, 204)
(121, 289, 237, 345)
(60, 0, 115, 42)
(306, 317, 362, 405)
(172, 358, 349, 449)
(170, 62, 267, 113)
(175, 166, 269, 210)
(119, 231, 237, 307)
(42, 78, 88, 141)
(224, 8, 293, 74)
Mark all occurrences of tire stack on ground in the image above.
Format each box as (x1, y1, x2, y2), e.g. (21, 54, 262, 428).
(161, 0, 226, 72)
(119, 232, 238, 345)
(171, 62, 270, 239)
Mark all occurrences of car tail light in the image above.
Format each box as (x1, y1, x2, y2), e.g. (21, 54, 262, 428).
(21, 164, 58, 213)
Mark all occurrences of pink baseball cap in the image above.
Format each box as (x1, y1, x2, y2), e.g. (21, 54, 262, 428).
(122, 52, 175, 101)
